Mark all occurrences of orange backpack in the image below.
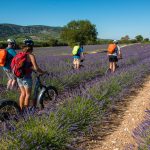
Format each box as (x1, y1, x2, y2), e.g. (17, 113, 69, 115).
(107, 44, 116, 54)
(0, 49, 7, 66)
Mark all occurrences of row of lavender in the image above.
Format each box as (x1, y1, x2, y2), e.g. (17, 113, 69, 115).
(34, 44, 107, 56)
(131, 110, 150, 150)
(0, 44, 148, 93)
(35, 43, 150, 94)
(125, 109, 150, 149)
(1, 44, 150, 149)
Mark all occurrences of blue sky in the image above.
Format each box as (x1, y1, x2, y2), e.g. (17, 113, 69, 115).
(0, 0, 150, 39)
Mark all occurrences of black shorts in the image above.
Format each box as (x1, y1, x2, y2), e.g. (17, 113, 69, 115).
(109, 55, 118, 62)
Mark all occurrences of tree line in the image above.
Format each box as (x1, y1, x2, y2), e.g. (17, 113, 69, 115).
(0, 20, 149, 47)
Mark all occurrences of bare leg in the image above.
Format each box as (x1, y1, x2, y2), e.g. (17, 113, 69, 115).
(7, 79, 13, 90)
(24, 87, 32, 107)
(112, 62, 116, 72)
(19, 86, 26, 110)
(10, 79, 16, 90)
(74, 64, 77, 69)
(76, 64, 80, 69)
(109, 62, 111, 69)
(76, 59, 80, 69)
(73, 59, 76, 69)
(74, 60, 78, 69)
(109, 62, 113, 72)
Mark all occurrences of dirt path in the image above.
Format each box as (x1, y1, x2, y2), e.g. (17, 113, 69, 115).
(81, 76, 150, 150)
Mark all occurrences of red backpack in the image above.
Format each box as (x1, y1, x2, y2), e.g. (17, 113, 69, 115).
(11, 52, 29, 78)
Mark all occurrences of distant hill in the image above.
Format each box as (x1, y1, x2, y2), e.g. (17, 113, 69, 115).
(0, 24, 62, 40)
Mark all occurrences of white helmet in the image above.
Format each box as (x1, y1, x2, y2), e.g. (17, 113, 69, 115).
(7, 39, 16, 45)
(113, 40, 118, 44)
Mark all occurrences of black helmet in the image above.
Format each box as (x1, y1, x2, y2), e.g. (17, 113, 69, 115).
(24, 39, 34, 46)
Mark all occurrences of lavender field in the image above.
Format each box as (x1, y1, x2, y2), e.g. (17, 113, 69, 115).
(0, 44, 150, 149)
(34, 44, 107, 56)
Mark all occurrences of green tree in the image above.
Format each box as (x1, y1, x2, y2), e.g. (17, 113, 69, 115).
(60, 20, 98, 46)
(121, 35, 130, 41)
(120, 35, 130, 44)
(135, 35, 143, 42)
(144, 38, 149, 42)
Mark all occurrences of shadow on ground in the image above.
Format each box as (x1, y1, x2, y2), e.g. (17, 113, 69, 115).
(73, 87, 140, 150)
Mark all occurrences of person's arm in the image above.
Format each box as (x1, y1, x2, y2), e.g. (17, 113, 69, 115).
(12, 50, 17, 56)
(117, 45, 122, 58)
(81, 52, 84, 59)
(29, 54, 46, 74)
(8, 49, 16, 57)
(80, 47, 84, 59)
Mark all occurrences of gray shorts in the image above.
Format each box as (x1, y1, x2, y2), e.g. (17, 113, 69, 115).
(17, 77, 32, 88)
(4, 69, 16, 80)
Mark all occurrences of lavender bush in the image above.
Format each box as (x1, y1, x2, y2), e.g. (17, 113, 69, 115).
(132, 110, 150, 150)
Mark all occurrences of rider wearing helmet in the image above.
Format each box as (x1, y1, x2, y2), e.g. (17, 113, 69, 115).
(3, 39, 17, 90)
(7, 39, 16, 46)
(24, 39, 34, 46)
(17, 39, 47, 110)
